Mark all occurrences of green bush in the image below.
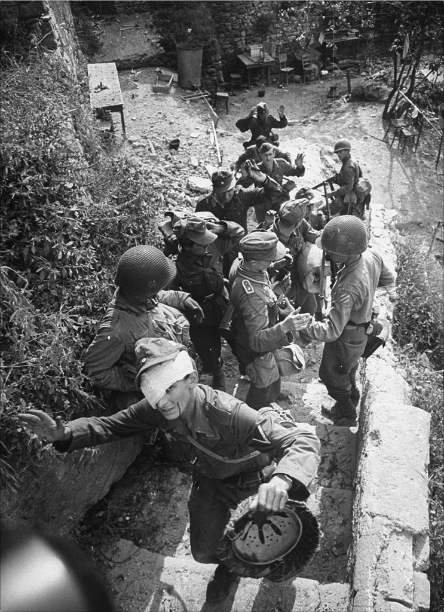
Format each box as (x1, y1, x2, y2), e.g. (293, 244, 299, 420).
(0, 53, 164, 491)
(392, 237, 444, 611)
(393, 238, 443, 370)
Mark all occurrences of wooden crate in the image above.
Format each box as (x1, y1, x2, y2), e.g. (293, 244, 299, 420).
(152, 73, 174, 94)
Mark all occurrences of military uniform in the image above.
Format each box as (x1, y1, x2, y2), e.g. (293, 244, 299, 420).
(195, 177, 284, 234)
(239, 158, 305, 212)
(330, 156, 366, 217)
(235, 106, 288, 148)
(230, 261, 292, 409)
(304, 248, 396, 403)
(53, 384, 320, 564)
(271, 218, 319, 314)
(196, 175, 286, 275)
(233, 141, 291, 172)
(173, 220, 243, 374)
(83, 289, 191, 403)
(259, 158, 305, 187)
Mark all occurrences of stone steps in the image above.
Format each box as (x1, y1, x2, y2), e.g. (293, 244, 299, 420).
(102, 538, 350, 612)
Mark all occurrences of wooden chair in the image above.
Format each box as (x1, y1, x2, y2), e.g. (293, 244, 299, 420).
(278, 53, 294, 86)
(383, 102, 410, 144)
(230, 73, 242, 93)
(398, 110, 424, 153)
(388, 105, 414, 148)
(302, 54, 317, 84)
(214, 81, 229, 115)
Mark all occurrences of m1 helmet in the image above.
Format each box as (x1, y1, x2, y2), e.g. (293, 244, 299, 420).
(319, 216, 368, 256)
(115, 245, 176, 300)
(334, 139, 351, 153)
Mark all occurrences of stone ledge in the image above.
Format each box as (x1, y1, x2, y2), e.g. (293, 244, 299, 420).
(351, 380, 431, 611)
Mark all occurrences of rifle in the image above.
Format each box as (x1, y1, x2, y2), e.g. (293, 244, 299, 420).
(311, 176, 335, 191)
(315, 251, 327, 321)
(323, 181, 331, 224)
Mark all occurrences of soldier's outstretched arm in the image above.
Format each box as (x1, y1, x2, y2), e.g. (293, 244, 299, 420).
(17, 410, 71, 443)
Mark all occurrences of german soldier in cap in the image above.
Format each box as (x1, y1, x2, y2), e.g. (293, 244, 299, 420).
(83, 245, 204, 410)
(230, 231, 312, 410)
(235, 102, 288, 148)
(302, 216, 396, 424)
(18, 336, 320, 604)
(169, 215, 244, 391)
(232, 135, 291, 173)
(195, 163, 286, 275)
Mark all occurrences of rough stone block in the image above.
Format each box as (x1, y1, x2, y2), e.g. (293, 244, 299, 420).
(358, 403, 430, 533)
(373, 531, 414, 609)
(352, 516, 415, 612)
(364, 359, 410, 405)
(413, 571, 430, 611)
(318, 582, 350, 611)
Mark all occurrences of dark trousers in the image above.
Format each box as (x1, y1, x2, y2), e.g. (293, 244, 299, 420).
(246, 377, 281, 410)
(319, 325, 367, 402)
(188, 472, 260, 564)
(190, 324, 222, 373)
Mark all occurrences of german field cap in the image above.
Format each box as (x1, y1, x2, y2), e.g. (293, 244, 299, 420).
(134, 337, 194, 406)
(174, 216, 218, 245)
(211, 169, 237, 194)
(239, 230, 286, 262)
(278, 198, 309, 226)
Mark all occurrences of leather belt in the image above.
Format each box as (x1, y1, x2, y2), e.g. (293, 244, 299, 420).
(221, 464, 276, 488)
(348, 320, 370, 328)
(195, 294, 215, 303)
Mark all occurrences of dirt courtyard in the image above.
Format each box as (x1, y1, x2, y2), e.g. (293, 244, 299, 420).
(110, 62, 443, 257)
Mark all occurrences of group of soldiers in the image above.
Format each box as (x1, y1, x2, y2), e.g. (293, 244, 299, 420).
(18, 102, 396, 604)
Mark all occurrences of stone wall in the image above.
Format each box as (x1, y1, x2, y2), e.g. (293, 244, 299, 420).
(73, 1, 308, 84)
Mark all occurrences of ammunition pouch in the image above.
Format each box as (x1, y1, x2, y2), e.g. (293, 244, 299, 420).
(362, 318, 391, 359)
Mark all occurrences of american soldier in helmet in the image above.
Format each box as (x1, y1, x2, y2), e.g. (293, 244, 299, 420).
(318, 139, 372, 219)
(302, 217, 396, 424)
(83, 245, 204, 410)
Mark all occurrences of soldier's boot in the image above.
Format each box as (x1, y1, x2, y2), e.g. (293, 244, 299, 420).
(321, 397, 357, 425)
(212, 358, 227, 392)
(206, 564, 239, 603)
(349, 370, 361, 405)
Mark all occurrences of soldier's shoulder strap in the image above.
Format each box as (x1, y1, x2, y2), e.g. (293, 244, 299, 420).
(241, 279, 255, 294)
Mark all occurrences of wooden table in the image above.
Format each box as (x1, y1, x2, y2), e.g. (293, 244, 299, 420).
(88, 63, 125, 136)
(237, 53, 276, 87)
(322, 36, 362, 60)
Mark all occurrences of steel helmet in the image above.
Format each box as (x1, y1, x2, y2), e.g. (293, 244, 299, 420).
(115, 245, 176, 300)
(218, 498, 320, 582)
(334, 139, 351, 152)
(318, 216, 368, 256)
